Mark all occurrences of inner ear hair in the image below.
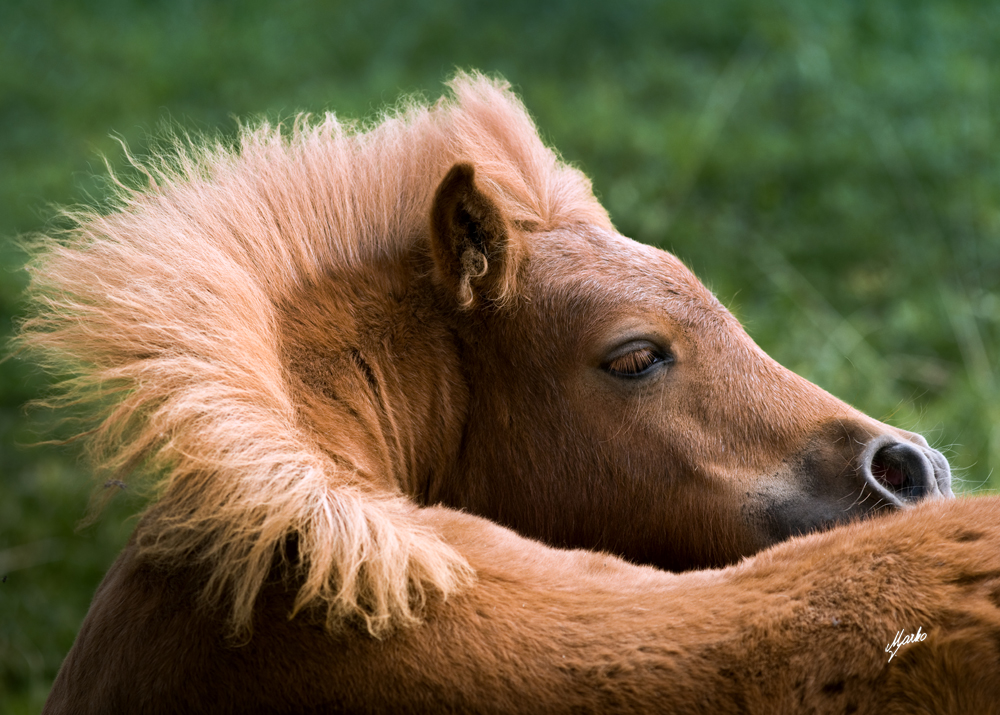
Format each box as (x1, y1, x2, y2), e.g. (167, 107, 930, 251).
(459, 248, 489, 302)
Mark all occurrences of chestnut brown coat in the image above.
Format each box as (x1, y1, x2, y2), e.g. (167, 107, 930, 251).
(22, 73, 987, 713)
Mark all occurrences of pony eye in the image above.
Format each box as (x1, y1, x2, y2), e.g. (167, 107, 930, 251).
(604, 345, 670, 378)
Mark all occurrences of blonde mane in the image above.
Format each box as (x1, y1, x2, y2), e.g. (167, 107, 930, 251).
(20, 72, 610, 637)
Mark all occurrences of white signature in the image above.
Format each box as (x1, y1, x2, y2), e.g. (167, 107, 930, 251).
(886, 627, 927, 662)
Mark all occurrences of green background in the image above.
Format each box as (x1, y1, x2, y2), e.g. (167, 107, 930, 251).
(3, 0, 999, 708)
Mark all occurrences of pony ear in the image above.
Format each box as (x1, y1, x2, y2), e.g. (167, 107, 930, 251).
(429, 163, 519, 309)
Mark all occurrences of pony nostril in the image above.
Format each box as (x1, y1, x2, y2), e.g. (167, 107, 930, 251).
(869, 443, 931, 501)
(871, 458, 906, 488)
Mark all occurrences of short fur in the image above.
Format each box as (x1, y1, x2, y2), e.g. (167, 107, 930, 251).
(40, 498, 1000, 714)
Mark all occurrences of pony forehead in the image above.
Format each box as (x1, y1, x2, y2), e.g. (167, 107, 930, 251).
(534, 228, 728, 323)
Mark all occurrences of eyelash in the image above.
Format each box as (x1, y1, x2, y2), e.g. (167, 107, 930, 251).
(605, 347, 664, 377)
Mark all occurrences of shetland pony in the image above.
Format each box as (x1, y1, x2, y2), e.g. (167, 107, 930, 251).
(23, 73, 998, 713)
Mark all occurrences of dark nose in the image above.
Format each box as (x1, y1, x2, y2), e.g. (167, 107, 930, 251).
(864, 438, 953, 504)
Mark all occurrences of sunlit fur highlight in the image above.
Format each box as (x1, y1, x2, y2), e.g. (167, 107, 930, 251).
(19, 72, 610, 637)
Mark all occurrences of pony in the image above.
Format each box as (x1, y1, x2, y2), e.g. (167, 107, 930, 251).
(21, 73, 998, 713)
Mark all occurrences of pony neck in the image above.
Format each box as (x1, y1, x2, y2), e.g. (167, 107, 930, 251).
(279, 246, 470, 501)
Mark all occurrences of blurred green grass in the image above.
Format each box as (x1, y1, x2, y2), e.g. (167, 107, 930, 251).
(3, 0, 999, 708)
